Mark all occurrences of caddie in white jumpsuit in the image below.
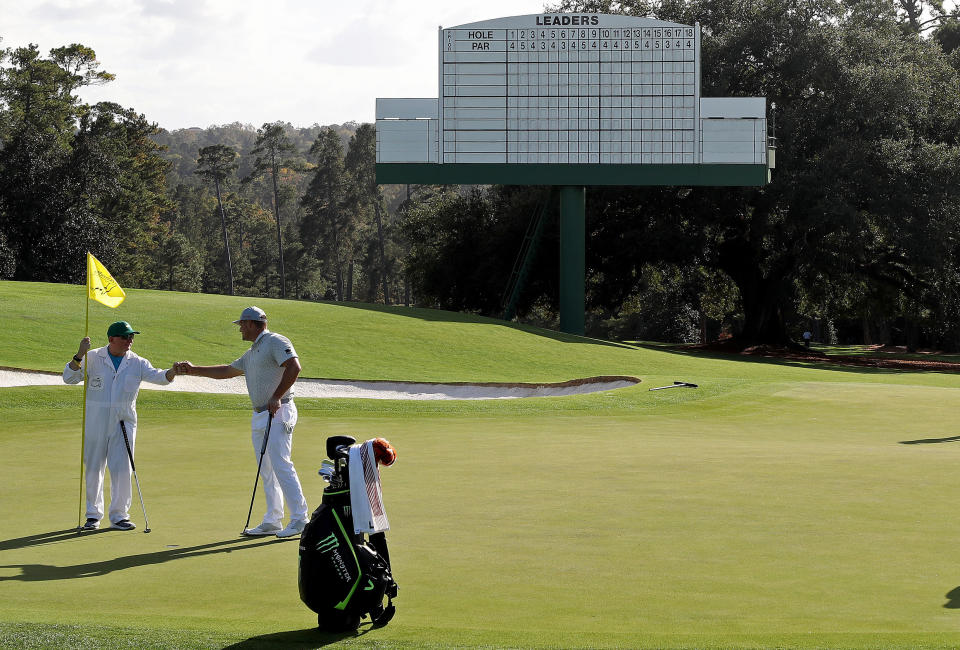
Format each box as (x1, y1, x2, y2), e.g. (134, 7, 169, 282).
(175, 306, 309, 538)
(63, 321, 178, 531)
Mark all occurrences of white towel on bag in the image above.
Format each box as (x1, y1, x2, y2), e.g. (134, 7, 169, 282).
(348, 440, 390, 534)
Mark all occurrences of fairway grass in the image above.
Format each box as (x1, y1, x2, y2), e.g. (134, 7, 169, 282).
(3, 282, 960, 648)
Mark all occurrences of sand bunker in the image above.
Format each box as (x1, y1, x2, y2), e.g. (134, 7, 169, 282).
(0, 368, 639, 401)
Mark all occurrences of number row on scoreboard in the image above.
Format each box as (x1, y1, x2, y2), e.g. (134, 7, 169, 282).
(513, 27, 694, 40)
(445, 39, 694, 52)
(443, 48, 696, 63)
(443, 27, 695, 40)
(510, 38, 693, 52)
(444, 61, 696, 74)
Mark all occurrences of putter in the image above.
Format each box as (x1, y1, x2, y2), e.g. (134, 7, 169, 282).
(243, 411, 273, 535)
(649, 381, 699, 391)
(119, 420, 151, 533)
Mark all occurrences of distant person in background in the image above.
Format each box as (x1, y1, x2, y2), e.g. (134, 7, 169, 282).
(63, 321, 179, 531)
(803, 330, 812, 348)
(175, 306, 308, 538)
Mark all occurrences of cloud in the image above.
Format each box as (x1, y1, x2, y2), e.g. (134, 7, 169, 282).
(306, 18, 418, 68)
(26, 0, 119, 25)
(2, 0, 551, 128)
(133, 0, 209, 20)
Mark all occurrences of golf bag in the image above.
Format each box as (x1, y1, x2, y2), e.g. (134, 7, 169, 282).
(298, 435, 398, 631)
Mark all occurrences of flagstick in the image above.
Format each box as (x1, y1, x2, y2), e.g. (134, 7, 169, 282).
(78, 253, 90, 531)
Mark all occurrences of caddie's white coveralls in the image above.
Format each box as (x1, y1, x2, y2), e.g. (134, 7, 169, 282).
(63, 347, 170, 524)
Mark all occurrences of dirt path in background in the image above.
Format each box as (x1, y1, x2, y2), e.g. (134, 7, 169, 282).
(687, 343, 960, 372)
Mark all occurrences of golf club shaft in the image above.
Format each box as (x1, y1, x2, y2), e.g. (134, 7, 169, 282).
(119, 420, 151, 532)
(649, 382, 698, 391)
(243, 412, 273, 532)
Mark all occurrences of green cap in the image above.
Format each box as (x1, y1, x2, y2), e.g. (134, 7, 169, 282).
(107, 321, 140, 337)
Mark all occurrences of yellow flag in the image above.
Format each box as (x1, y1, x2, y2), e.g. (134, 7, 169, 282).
(87, 252, 125, 308)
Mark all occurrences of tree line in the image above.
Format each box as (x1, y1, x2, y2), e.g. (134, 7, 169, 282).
(0, 42, 409, 306)
(3, 0, 960, 349)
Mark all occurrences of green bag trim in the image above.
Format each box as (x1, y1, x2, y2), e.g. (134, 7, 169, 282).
(332, 510, 362, 611)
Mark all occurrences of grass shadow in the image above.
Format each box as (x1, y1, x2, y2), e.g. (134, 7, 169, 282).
(220, 624, 380, 648)
(0, 536, 295, 581)
(900, 436, 960, 445)
(0, 528, 102, 551)
(945, 587, 960, 608)
(324, 300, 636, 349)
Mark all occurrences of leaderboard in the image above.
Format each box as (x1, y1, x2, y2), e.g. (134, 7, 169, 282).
(440, 15, 700, 165)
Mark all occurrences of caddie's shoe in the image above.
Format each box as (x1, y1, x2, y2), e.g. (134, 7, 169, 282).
(81, 518, 100, 531)
(110, 519, 136, 531)
(276, 520, 307, 538)
(242, 522, 282, 536)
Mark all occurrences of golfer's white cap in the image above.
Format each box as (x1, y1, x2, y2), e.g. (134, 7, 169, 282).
(233, 306, 267, 323)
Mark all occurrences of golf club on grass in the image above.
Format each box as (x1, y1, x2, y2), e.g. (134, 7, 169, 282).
(649, 381, 699, 391)
(119, 420, 151, 533)
(243, 412, 272, 535)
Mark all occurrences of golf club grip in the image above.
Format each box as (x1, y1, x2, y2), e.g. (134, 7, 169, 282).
(260, 413, 273, 454)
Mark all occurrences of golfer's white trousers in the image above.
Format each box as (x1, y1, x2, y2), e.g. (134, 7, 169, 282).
(250, 402, 308, 525)
(85, 421, 134, 524)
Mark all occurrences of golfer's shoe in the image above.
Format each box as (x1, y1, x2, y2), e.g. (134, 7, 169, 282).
(110, 519, 136, 531)
(242, 522, 282, 536)
(276, 520, 307, 538)
(81, 518, 100, 531)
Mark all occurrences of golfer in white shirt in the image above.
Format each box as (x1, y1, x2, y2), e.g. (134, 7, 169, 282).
(176, 306, 309, 538)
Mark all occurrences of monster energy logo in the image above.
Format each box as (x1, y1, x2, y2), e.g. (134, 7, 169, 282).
(316, 533, 339, 553)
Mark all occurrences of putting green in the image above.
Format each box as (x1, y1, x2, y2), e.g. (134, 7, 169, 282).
(2, 282, 960, 648)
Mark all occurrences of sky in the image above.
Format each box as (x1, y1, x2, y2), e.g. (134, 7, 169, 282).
(1, 0, 552, 131)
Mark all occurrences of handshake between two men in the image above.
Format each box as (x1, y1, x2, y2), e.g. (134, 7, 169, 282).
(173, 360, 197, 376)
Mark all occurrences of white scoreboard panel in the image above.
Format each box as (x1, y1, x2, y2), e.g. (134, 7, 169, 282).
(440, 15, 700, 165)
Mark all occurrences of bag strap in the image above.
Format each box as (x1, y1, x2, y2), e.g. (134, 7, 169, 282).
(369, 532, 391, 567)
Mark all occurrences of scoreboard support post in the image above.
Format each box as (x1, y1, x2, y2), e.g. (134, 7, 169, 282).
(559, 185, 586, 335)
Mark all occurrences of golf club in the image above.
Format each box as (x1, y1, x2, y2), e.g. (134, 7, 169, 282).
(649, 381, 699, 391)
(243, 411, 272, 535)
(119, 420, 151, 533)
